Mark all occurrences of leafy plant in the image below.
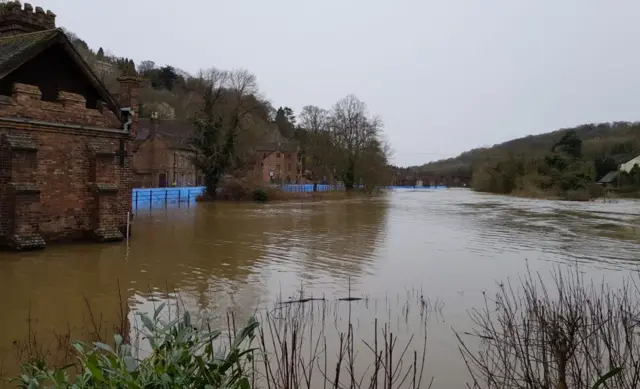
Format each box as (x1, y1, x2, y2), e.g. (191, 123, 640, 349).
(10, 305, 259, 389)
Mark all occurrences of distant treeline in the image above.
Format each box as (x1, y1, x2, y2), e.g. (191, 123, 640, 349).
(411, 121, 640, 199)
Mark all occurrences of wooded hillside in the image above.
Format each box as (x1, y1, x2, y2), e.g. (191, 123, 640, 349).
(413, 121, 640, 179)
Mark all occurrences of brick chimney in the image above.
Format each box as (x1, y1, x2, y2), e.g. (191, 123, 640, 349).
(117, 73, 142, 137)
(0, 1, 56, 37)
(150, 111, 159, 139)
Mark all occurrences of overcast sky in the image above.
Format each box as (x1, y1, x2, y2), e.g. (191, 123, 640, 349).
(33, 0, 640, 166)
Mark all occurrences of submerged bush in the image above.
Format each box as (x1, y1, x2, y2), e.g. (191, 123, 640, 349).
(11, 306, 258, 389)
(251, 188, 268, 202)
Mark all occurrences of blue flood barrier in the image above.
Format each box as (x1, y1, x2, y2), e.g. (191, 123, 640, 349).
(131, 184, 446, 210)
(277, 184, 345, 193)
(132, 186, 205, 210)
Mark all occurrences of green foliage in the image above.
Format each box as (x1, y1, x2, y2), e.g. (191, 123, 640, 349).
(415, 121, 640, 185)
(191, 87, 236, 197)
(275, 107, 295, 138)
(251, 188, 269, 202)
(11, 308, 259, 389)
(471, 132, 600, 200)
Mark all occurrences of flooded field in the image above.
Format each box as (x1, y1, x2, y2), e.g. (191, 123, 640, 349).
(1, 189, 639, 387)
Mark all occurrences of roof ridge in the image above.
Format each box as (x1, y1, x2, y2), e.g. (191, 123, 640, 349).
(0, 28, 60, 41)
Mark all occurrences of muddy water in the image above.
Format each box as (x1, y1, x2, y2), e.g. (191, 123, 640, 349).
(0, 189, 639, 387)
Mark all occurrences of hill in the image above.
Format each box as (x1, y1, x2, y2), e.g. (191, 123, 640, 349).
(413, 121, 640, 179)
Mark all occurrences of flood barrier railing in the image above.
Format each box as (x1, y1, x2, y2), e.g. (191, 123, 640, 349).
(132, 187, 205, 211)
(131, 184, 450, 210)
(275, 184, 345, 192)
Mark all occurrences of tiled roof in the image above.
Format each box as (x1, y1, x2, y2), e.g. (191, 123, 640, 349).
(598, 171, 619, 184)
(0, 28, 122, 122)
(0, 29, 59, 76)
(612, 153, 639, 165)
(136, 119, 195, 151)
(256, 142, 299, 153)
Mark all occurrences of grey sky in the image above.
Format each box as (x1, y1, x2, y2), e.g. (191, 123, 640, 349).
(34, 0, 640, 166)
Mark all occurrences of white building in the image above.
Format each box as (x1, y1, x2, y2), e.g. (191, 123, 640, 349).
(618, 154, 640, 173)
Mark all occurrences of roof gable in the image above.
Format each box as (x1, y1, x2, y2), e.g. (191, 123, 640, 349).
(136, 119, 195, 151)
(0, 28, 121, 120)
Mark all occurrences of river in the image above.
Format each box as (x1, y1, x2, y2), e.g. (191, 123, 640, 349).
(0, 189, 639, 387)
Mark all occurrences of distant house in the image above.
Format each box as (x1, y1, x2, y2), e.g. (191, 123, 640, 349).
(616, 153, 640, 173)
(598, 153, 640, 185)
(252, 142, 300, 184)
(132, 117, 201, 188)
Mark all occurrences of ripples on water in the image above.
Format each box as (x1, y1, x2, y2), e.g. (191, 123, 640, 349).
(0, 189, 639, 387)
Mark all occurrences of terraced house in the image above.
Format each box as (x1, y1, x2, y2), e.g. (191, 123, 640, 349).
(0, 1, 140, 250)
(132, 117, 201, 188)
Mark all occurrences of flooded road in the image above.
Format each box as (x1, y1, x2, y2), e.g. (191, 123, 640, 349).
(1, 189, 639, 387)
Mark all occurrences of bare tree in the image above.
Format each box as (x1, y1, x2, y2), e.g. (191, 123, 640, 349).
(329, 95, 383, 188)
(299, 105, 329, 134)
(138, 60, 156, 74)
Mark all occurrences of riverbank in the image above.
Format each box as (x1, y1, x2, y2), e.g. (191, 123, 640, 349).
(472, 184, 606, 202)
(197, 181, 381, 203)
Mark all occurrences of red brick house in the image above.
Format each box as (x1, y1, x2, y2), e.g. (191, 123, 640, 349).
(132, 117, 201, 188)
(0, 1, 140, 250)
(253, 142, 300, 184)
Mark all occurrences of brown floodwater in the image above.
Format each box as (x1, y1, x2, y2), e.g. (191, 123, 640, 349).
(1, 189, 639, 387)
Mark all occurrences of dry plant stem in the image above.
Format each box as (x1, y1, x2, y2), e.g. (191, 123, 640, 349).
(257, 285, 431, 389)
(9, 284, 433, 389)
(456, 265, 640, 389)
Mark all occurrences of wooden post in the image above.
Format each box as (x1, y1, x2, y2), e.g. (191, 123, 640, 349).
(187, 189, 191, 207)
(164, 190, 168, 209)
(149, 190, 152, 210)
(135, 191, 138, 209)
(178, 189, 181, 207)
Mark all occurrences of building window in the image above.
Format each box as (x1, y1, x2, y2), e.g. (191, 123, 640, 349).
(287, 163, 292, 172)
(276, 164, 280, 171)
(276, 152, 281, 158)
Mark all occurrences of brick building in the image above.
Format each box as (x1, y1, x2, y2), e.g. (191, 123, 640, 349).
(0, 1, 140, 250)
(253, 142, 300, 184)
(132, 117, 201, 188)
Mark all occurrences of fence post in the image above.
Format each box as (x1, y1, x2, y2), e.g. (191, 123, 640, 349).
(187, 189, 191, 207)
(135, 191, 138, 210)
(149, 190, 152, 210)
(165, 190, 168, 209)
(178, 190, 181, 207)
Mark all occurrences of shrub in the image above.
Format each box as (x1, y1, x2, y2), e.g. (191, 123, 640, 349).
(251, 188, 268, 202)
(456, 267, 629, 389)
(11, 308, 259, 389)
(219, 178, 249, 200)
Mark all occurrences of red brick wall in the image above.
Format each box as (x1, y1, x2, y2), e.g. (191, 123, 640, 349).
(0, 83, 133, 247)
(0, 141, 9, 237)
(132, 137, 198, 187)
(256, 151, 298, 183)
